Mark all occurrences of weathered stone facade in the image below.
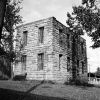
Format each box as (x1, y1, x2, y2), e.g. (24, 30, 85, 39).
(14, 17, 87, 83)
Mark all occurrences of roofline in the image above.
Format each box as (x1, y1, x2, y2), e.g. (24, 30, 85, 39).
(16, 16, 69, 30)
(16, 16, 86, 41)
(16, 16, 56, 29)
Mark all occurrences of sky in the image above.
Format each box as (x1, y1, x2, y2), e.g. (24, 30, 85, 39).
(19, 0, 100, 72)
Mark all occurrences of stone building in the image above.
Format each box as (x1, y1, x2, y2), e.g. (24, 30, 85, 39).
(13, 17, 87, 83)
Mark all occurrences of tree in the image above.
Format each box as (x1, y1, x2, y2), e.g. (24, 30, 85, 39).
(66, 0, 100, 48)
(3, 0, 22, 55)
(2, 0, 22, 51)
(0, 0, 7, 41)
(0, 0, 22, 78)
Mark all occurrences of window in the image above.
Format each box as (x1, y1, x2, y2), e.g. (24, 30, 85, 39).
(59, 29, 63, 45)
(21, 55, 27, 71)
(59, 29, 63, 34)
(38, 27, 44, 43)
(77, 60, 79, 68)
(82, 62, 84, 74)
(67, 34, 70, 48)
(77, 60, 79, 75)
(38, 53, 44, 70)
(67, 57, 70, 71)
(23, 31, 28, 46)
(81, 42, 84, 54)
(59, 54, 63, 70)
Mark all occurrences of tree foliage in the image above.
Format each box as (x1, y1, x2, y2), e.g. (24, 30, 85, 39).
(0, 0, 22, 77)
(67, 0, 100, 48)
(0, 0, 7, 40)
(0, 0, 22, 62)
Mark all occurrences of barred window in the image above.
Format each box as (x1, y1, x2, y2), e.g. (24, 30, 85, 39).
(59, 29, 63, 45)
(67, 57, 70, 71)
(21, 55, 27, 70)
(59, 54, 63, 70)
(81, 42, 84, 54)
(38, 27, 44, 43)
(38, 53, 44, 70)
(23, 31, 28, 46)
(82, 62, 84, 74)
(67, 34, 70, 48)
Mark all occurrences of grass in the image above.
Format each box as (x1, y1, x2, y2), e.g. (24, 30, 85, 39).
(0, 88, 68, 100)
(0, 80, 100, 100)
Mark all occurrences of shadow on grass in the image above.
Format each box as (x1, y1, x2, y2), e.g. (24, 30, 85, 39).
(24, 80, 45, 94)
(0, 87, 70, 100)
(0, 80, 74, 100)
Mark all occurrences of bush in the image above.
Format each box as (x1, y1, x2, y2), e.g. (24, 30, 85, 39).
(64, 76, 94, 87)
(0, 75, 9, 80)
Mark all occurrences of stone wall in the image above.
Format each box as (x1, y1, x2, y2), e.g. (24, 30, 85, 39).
(51, 17, 72, 82)
(15, 17, 54, 80)
(71, 34, 87, 81)
(14, 17, 87, 83)
(78, 37, 88, 81)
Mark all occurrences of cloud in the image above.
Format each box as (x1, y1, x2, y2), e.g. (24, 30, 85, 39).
(22, 11, 42, 23)
(46, 4, 61, 12)
(20, 0, 43, 23)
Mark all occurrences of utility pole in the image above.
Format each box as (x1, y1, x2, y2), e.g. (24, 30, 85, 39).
(0, 0, 7, 41)
(88, 64, 90, 81)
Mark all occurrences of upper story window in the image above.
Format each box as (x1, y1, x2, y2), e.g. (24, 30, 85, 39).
(67, 34, 70, 48)
(59, 29, 63, 34)
(81, 42, 84, 54)
(82, 61, 84, 74)
(59, 29, 63, 45)
(23, 31, 28, 46)
(38, 27, 44, 43)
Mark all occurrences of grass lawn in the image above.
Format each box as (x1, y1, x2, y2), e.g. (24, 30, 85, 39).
(0, 80, 100, 100)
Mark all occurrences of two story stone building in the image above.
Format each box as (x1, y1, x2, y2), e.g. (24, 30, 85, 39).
(13, 17, 87, 83)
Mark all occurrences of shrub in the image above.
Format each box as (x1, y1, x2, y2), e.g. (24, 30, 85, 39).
(64, 76, 94, 87)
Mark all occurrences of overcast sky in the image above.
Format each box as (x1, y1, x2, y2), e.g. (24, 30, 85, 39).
(20, 0, 100, 72)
